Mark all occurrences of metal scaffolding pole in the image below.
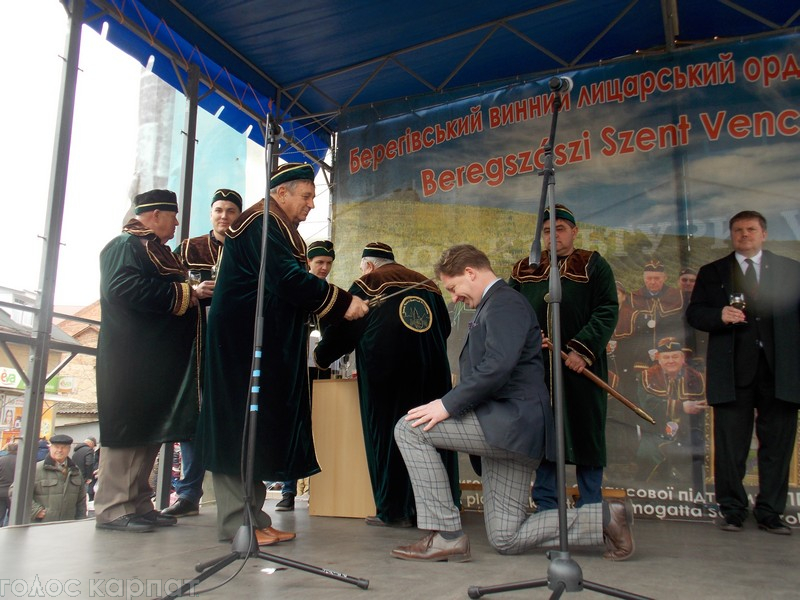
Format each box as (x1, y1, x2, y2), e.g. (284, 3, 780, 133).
(10, 0, 85, 525)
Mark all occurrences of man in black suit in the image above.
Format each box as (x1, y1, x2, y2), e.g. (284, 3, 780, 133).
(687, 210, 800, 535)
(391, 244, 634, 562)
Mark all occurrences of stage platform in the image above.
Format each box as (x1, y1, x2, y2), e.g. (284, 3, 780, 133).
(0, 495, 796, 599)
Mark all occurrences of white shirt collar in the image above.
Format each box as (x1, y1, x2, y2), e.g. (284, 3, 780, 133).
(481, 277, 501, 299)
(734, 250, 762, 269)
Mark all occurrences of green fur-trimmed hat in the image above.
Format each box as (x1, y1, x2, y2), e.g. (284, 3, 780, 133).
(657, 337, 683, 353)
(133, 189, 178, 215)
(307, 240, 335, 260)
(212, 188, 243, 211)
(362, 242, 394, 261)
(542, 203, 576, 226)
(270, 163, 315, 188)
(643, 259, 665, 272)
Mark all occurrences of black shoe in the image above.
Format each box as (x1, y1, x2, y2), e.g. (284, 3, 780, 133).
(140, 510, 177, 527)
(161, 498, 200, 518)
(719, 516, 743, 532)
(365, 515, 414, 528)
(276, 494, 295, 512)
(96, 513, 155, 533)
(757, 516, 791, 535)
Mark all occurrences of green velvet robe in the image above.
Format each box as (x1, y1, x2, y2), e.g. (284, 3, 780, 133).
(314, 263, 459, 522)
(97, 220, 200, 447)
(196, 199, 352, 481)
(175, 232, 223, 372)
(510, 249, 618, 466)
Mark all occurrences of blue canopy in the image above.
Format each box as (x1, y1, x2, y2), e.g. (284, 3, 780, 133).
(76, 0, 799, 166)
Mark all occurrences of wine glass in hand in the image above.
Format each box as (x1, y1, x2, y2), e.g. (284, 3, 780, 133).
(729, 292, 747, 324)
(729, 292, 746, 311)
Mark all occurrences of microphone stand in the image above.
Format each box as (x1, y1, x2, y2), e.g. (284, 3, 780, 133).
(159, 116, 369, 599)
(467, 77, 651, 600)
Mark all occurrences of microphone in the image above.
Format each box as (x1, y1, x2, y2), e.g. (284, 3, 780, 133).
(266, 117, 283, 139)
(549, 76, 573, 93)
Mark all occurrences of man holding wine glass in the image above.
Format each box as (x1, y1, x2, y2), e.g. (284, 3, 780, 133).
(687, 210, 800, 536)
(161, 189, 243, 520)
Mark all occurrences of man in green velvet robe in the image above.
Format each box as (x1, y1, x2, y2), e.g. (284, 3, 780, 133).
(196, 164, 369, 544)
(314, 242, 460, 527)
(95, 189, 199, 533)
(161, 189, 243, 519)
(509, 204, 618, 510)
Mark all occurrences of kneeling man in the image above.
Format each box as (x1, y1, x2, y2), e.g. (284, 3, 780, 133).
(392, 244, 634, 562)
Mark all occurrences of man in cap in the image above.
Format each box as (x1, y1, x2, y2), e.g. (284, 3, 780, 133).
(95, 189, 200, 533)
(196, 164, 368, 544)
(677, 267, 706, 371)
(273, 239, 338, 512)
(162, 189, 243, 519)
(31, 434, 87, 522)
(627, 259, 686, 372)
(635, 338, 707, 482)
(687, 210, 800, 534)
(678, 267, 697, 295)
(315, 242, 460, 528)
(509, 204, 618, 512)
(70, 437, 97, 501)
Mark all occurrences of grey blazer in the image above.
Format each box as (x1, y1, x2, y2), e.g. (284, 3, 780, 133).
(441, 280, 555, 460)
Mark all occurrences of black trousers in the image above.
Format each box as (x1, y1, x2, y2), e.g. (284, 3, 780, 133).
(713, 354, 798, 522)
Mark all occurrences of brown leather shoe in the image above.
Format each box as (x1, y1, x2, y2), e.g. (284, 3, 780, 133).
(254, 529, 280, 546)
(603, 500, 635, 561)
(391, 531, 471, 562)
(260, 526, 296, 542)
(365, 515, 414, 528)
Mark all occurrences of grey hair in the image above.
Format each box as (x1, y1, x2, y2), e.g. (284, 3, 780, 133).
(361, 257, 394, 271)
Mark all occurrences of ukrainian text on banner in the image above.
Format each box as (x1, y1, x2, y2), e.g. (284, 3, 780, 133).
(332, 33, 800, 524)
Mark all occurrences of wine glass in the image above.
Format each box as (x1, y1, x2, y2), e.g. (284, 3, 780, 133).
(729, 292, 746, 311)
(188, 270, 202, 288)
(340, 353, 351, 378)
(210, 264, 218, 281)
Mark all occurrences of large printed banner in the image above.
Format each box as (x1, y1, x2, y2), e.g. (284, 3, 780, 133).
(332, 34, 800, 524)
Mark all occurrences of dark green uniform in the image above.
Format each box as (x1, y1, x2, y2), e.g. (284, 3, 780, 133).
(97, 219, 199, 447)
(510, 249, 618, 467)
(315, 263, 459, 523)
(197, 199, 352, 481)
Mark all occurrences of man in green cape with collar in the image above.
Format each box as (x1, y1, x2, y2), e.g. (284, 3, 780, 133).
(315, 242, 460, 528)
(509, 204, 618, 511)
(95, 189, 199, 533)
(196, 164, 369, 544)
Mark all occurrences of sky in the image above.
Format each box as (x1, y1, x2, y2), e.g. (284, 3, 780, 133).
(0, 2, 330, 309)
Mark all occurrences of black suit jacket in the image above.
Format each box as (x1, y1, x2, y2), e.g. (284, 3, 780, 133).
(440, 280, 555, 460)
(686, 250, 800, 406)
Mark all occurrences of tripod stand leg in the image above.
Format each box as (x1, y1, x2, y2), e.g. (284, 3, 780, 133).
(257, 551, 369, 589)
(468, 579, 549, 598)
(159, 552, 240, 600)
(582, 580, 655, 600)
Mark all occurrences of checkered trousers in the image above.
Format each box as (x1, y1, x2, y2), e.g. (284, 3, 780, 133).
(394, 411, 603, 554)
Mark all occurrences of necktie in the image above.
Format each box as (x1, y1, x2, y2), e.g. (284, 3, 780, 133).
(743, 258, 758, 292)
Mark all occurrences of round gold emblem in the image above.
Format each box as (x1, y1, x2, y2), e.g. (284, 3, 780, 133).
(399, 296, 432, 332)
